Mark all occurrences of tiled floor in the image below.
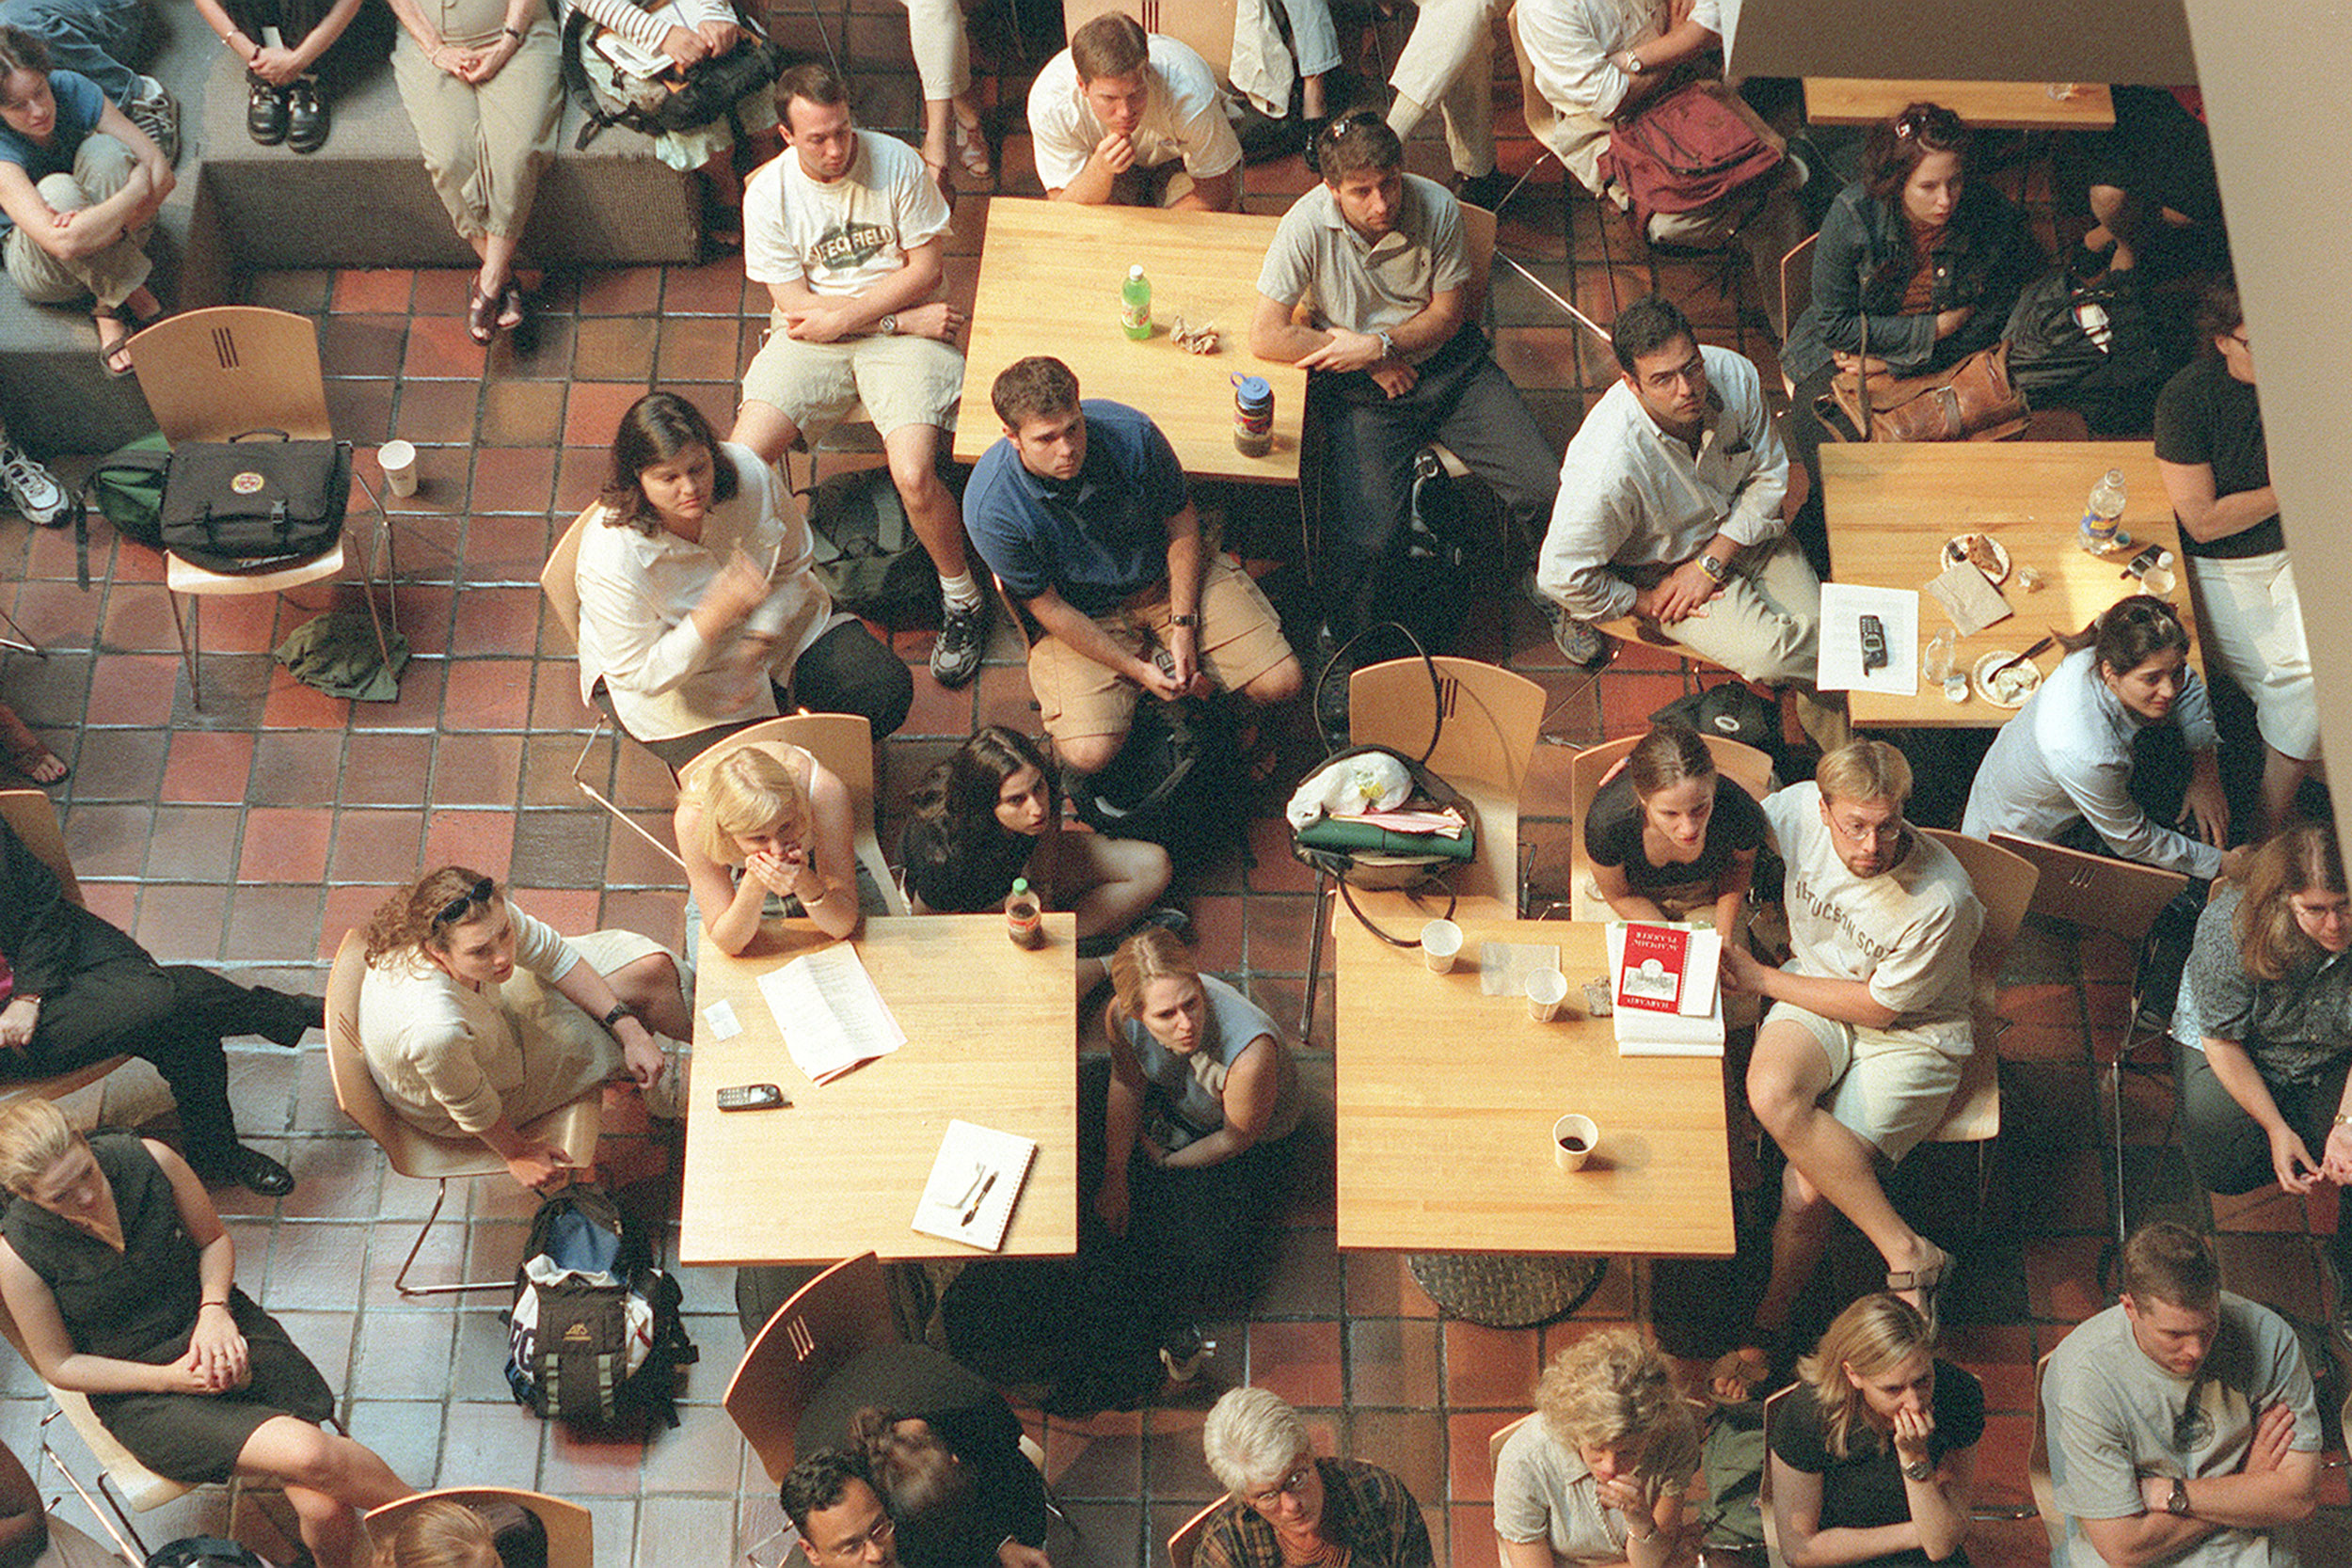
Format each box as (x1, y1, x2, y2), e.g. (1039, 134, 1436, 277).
(0, 15, 2337, 1568)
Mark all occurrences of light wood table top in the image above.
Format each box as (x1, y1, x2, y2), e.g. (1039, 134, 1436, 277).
(679, 913, 1077, 1266)
(1820, 441, 2196, 728)
(1334, 894, 1735, 1257)
(1804, 78, 2115, 130)
(953, 198, 1306, 484)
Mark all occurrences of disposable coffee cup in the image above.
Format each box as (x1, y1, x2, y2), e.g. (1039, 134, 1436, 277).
(378, 439, 419, 499)
(1421, 919, 1463, 974)
(1552, 1114, 1598, 1171)
(1526, 968, 1569, 1022)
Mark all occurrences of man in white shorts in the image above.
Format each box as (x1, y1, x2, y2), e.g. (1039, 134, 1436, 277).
(727, 63, 993, 689)
(1027, 11, 1241, 212)
(1725, 740, 1982, 1351)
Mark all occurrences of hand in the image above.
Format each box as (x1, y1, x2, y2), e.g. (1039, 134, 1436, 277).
(619, 1024, 665, 1090)
(1162, 626, 1208, 698)
(2217, 844, 2252, 880)
(506, 1143, 576, 1193)
(781, 302, 853, 344)
(1646, 557, 1724, 625)
(2179, 773, 2230, 848)
(2245, 1402, 2296, 1475)
(2139, 1472, 2174, 1514)
(659, 24, 710, 65)
(429, 41, 479, 79)
(700, 547, 772, 626)
(2267, 1124, 2321, 1195)
(1891, 1404, 1936, 1469)
(1135, 654, 1187, 703)
(2321, 1123, 2352, 1186)
(1368, 360, 1418, 398)
(996, 1544, 1051, 1568)
(728, 628, 781, 677)
(0, 997, 38, 1052)
(457, 31, 523, 85)
(744, 844, 803, 898)
(1595, 1475, 1648, 1516)
(696, 19, 741, 53)
(1137, 1134, 1171, 1167)
(1093, 1175, 1129, 1237)
(1719, 943, 1772, 996)
(183, 1302, 250, 1393)
(1932, 305, 1974, 340)
(1090, 130, 1136, 177)
(1832, 350, 1890, 376)
(249, 43, 306, 85)
(1296, 327, 1386, 375)
(897, 300, 966, 342)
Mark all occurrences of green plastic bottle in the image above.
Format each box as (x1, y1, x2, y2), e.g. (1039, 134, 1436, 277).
(1120, 263, 1152, 341)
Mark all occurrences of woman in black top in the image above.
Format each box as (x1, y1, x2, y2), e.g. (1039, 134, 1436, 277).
(0, 1101, 409, 1568)
(1770, 1293, 1982, 1568)
(899, 726, 1174, 995)
(1583, 722, 1766, 938)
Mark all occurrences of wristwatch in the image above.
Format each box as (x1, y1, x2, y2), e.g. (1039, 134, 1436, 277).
(2167, 1477, 2191, 1517)
(1621, 49, 1645, 73)
(878, 314, 898, 336)
(600, 1003, 633, 1030)
(1698, 552, 1732, 584)
(1170, 613, 1200, 628)
(1901, 1457, 1933, 1481)
(1375, 328, 1398, 360)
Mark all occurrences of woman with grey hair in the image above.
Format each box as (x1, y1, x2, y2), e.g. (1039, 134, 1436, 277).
(1494, 1327, 1702, 1566)
(1196, 1386, 1433, 1567)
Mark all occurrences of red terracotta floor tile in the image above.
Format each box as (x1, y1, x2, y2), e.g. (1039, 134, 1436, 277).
(1443, 1320, 1541, 1409)
(160, 731, 257, 804)
(238, 806, 335, 883)
(444, 658, 538, 730)
(333, 269, 414, 313)
(1247, 1320, 1343, 1408)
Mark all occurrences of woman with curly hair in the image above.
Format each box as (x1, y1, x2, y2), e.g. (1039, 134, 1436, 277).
(1494, 1326, 1701, 1567)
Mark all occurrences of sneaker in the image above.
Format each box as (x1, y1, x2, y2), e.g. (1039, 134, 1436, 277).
(285, 75, 329, 154)
(126, 74, 179, 165)
(930, 594, 991, 688)
(1542, 597, 1612, 669)
(1456, 166, 1512, 211)
(246, 73, 288, 146)
(0, 440, 68, 528)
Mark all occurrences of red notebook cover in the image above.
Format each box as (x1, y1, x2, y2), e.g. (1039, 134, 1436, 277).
(1615, 923, 1689, 1013)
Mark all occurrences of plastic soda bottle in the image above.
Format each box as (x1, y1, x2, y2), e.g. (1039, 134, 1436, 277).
(1120, 264, 1152, 341)
(1005, 878, 1044, 948)
(2079, 468, 2128, 553)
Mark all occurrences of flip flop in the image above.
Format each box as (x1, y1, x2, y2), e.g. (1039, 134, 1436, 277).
(952, 114, 991, 179)
(94, 310, 134, 377)
(465, 279, 497, 345)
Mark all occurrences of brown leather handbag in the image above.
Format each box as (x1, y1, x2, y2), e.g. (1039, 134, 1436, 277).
(1823, 341, 2031, 443)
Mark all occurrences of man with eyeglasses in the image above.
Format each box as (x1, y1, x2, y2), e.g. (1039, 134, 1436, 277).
(1248, 111, 1555, 665)
(2042, 1221, 2319, 1567)
(783, 1450, 908, 1568)
(1196, 1386, 1432, 1567)
(1537, 292, 1846, 744)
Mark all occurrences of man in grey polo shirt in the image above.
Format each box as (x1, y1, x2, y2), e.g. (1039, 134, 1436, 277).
(1248, 111, 1555, 651)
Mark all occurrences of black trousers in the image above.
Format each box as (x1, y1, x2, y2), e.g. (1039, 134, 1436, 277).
(2177, 1041, 2352, 1259)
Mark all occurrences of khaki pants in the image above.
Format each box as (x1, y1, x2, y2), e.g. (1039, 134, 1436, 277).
(4, 133, 151, 309)
(1387, 0, 1505, 176)
(390, 5, 560, 242)
(1641, 536, 1850, 752)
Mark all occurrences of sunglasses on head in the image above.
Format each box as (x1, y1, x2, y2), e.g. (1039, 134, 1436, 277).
(432, 877, 496, 929)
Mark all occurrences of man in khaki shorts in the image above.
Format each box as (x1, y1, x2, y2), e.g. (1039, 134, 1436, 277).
(1724, 740, 1983, 1354)
(962, 356, 1301, 778)
(727, 61, 993, 689)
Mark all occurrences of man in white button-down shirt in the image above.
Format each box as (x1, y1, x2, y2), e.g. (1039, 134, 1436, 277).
(1536, 294, 1845, 749)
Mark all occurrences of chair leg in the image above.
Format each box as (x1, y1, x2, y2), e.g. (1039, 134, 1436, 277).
(354, 468, 402, 649)
(167, 587, 201, 710)
(394, 1177, 511, 1296)
(37, 1410, 151, 1563)
(0, 603, 43, 657)
(1300, 870, 1332, 1040)
(570, 720, 688, 873)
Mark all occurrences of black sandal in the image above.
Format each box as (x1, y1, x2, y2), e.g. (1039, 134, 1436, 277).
(94, 309, 135, 377)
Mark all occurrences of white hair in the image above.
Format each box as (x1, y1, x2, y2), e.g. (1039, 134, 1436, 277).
(1202, 1386, 1311, 1496)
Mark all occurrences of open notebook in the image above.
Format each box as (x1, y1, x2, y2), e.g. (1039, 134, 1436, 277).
(912, 1121, 1038, 1252)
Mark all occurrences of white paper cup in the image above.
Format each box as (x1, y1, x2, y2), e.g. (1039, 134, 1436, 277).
(1421, 919, 1463, 974)
(1526, 968, 1569, 1022)
(377, 439, 419, 499)
(1552, 1114, 1598, 1171)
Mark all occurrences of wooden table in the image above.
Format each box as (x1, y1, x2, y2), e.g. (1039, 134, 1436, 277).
(679, 913, 1077, 1266)
(1804, 79, 2115, 131)
(1334, 894, 1736, 1258)
(954, 199, 1307, 484)
(1820, 442, 2196, 729)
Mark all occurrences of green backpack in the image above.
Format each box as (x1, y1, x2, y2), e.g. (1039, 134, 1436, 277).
(805, 467, 938, 623)
(72, 432, 170, 588)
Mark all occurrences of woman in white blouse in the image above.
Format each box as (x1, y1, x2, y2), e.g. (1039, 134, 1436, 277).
(574, 390, 912, 770)
(358, 867, 691, 1190)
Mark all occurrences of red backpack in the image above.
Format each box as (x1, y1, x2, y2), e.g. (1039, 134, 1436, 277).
(1600, 82, 1784, 236)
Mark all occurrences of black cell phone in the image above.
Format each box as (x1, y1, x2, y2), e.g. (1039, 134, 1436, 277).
(715, 1083, 787, 1112)
(1859, 614, 1888, 673)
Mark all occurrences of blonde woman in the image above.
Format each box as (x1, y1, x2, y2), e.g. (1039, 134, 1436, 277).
(0, 1101, 409, 1568)
(1495, 1328, 1701, 1567)
(372, 1497, 548, 1568)
(358, 866, 689, 1191)
(1770, 1294, 1981, 1568)
(674, 738, 860, 949)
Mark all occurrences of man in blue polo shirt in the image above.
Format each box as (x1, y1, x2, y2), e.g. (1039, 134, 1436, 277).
(964, 356, 1301, 777)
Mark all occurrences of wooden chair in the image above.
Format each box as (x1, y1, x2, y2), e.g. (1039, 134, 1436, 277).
(124, 306, 396, 711)
(1424, 203, 1501, 484)
(322, 930, 602, 1296)
(1167, 1497, 1222, 1568)
(0, 789, 131, 1117)
(724, 1252, 903, 1483)
(676, 712, 911, 916)
(364, 1488, 593, 1568)
(1915, 831, 2042, 1204)
(1556, 733, 1773, 922)
(1780, 233, 1818, 399)
(1986, 832, 2192, 1256)
(1061, 0, 1237, 85)
(2028, 1351, 2059, 1555)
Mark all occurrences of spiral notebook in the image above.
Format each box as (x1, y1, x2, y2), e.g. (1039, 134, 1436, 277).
(912, 1121, 1037, 1251)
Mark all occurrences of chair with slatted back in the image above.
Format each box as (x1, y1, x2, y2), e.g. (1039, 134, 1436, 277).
(123, 306, 397, 711)
(323, 930, 603, 1296)
(676, 713, 910, 916)
(364, 1488, 594, 1568)
(725, 1252, 903, 1482)
(1555, 733, 1773, 922)
(0, 788, 132, 1117)
(1915, 831, 2042, 1208)
(1061, 0, 1237, 86)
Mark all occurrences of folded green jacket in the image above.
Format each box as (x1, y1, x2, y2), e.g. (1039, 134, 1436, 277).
(1294, 817, 1477, 861)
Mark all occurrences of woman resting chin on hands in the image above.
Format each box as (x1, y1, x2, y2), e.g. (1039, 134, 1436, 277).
(675, 739, 863, 950)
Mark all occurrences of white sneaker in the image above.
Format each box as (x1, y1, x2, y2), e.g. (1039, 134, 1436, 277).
(125, 75, 179, 166)
(0, 441, 69, 528)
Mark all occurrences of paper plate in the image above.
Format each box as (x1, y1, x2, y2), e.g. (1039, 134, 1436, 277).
(1943, 532, 2011, 585)
(1973, 648, 2043, 707)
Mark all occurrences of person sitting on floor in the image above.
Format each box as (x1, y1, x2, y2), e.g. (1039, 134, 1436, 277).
(675, 736, 862, 949)
(1962, 595, 2246, 883)
(1771, 1292, 1982, 1568)
(1196, 1386, 1435, 1567)
(373, 1496, 549, 1568)
(899, 725, 1175, 997)
(0, 25, 169, 376)
(1581, 721, 1764, 936)
(0, 813, 317, 1196)
(1027, 11, 1240, 212)
(0, 1101, 412, 1568)
(963, 356, 1300, 784)
(723, 62, 993, 689)
(575, 389, 912, 770)
(1494, 1326, 1703, 1568)
(188, 0, 363, 154)
(358, 866, 689, 1192)
(0, 0, 174, 153)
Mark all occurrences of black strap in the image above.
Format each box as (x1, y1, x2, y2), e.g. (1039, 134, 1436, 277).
(1335, 874, 1458, 948)
(1310, 619, 1444, 767)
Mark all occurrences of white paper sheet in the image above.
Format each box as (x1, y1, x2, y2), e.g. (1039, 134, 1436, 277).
(755, 944, 907, 1085)
(1817, 583, 1921, 695)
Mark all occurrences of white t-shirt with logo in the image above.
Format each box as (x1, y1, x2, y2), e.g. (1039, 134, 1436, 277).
(1025, 34, 1244, 192)
(1762, 782, 1982, 1056)
(743, 129, 952, 300)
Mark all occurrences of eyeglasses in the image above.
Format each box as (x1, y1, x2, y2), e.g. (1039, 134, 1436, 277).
(432, 877, 496, 928)
(1245, 1461, 1316, 1510)
(814, 1513, 896, 1561)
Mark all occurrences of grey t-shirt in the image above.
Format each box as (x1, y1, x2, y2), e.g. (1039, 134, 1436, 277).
(2043, 1293, 2319, 1568)
(1254, 175, 1470, 346)
(1493, 1416, 1681, 1561)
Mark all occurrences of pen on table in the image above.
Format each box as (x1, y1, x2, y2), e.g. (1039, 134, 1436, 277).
(954, 1164, 985, 1209)
(961, 1170, 998, 1227)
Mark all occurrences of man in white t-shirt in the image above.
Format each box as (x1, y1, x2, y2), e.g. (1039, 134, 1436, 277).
(1725, 740, 1982, 1352)
(726, 63, 993, 689)
(1027, 12, 1241, 212)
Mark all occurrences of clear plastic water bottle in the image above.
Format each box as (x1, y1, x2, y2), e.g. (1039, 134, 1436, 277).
(2079, 468, 2128, 554)
(1004, 877, 1043, 948)
(1120, 264, 1152, 341)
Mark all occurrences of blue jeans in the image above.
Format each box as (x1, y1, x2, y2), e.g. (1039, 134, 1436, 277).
(0, 0, 146, 103)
